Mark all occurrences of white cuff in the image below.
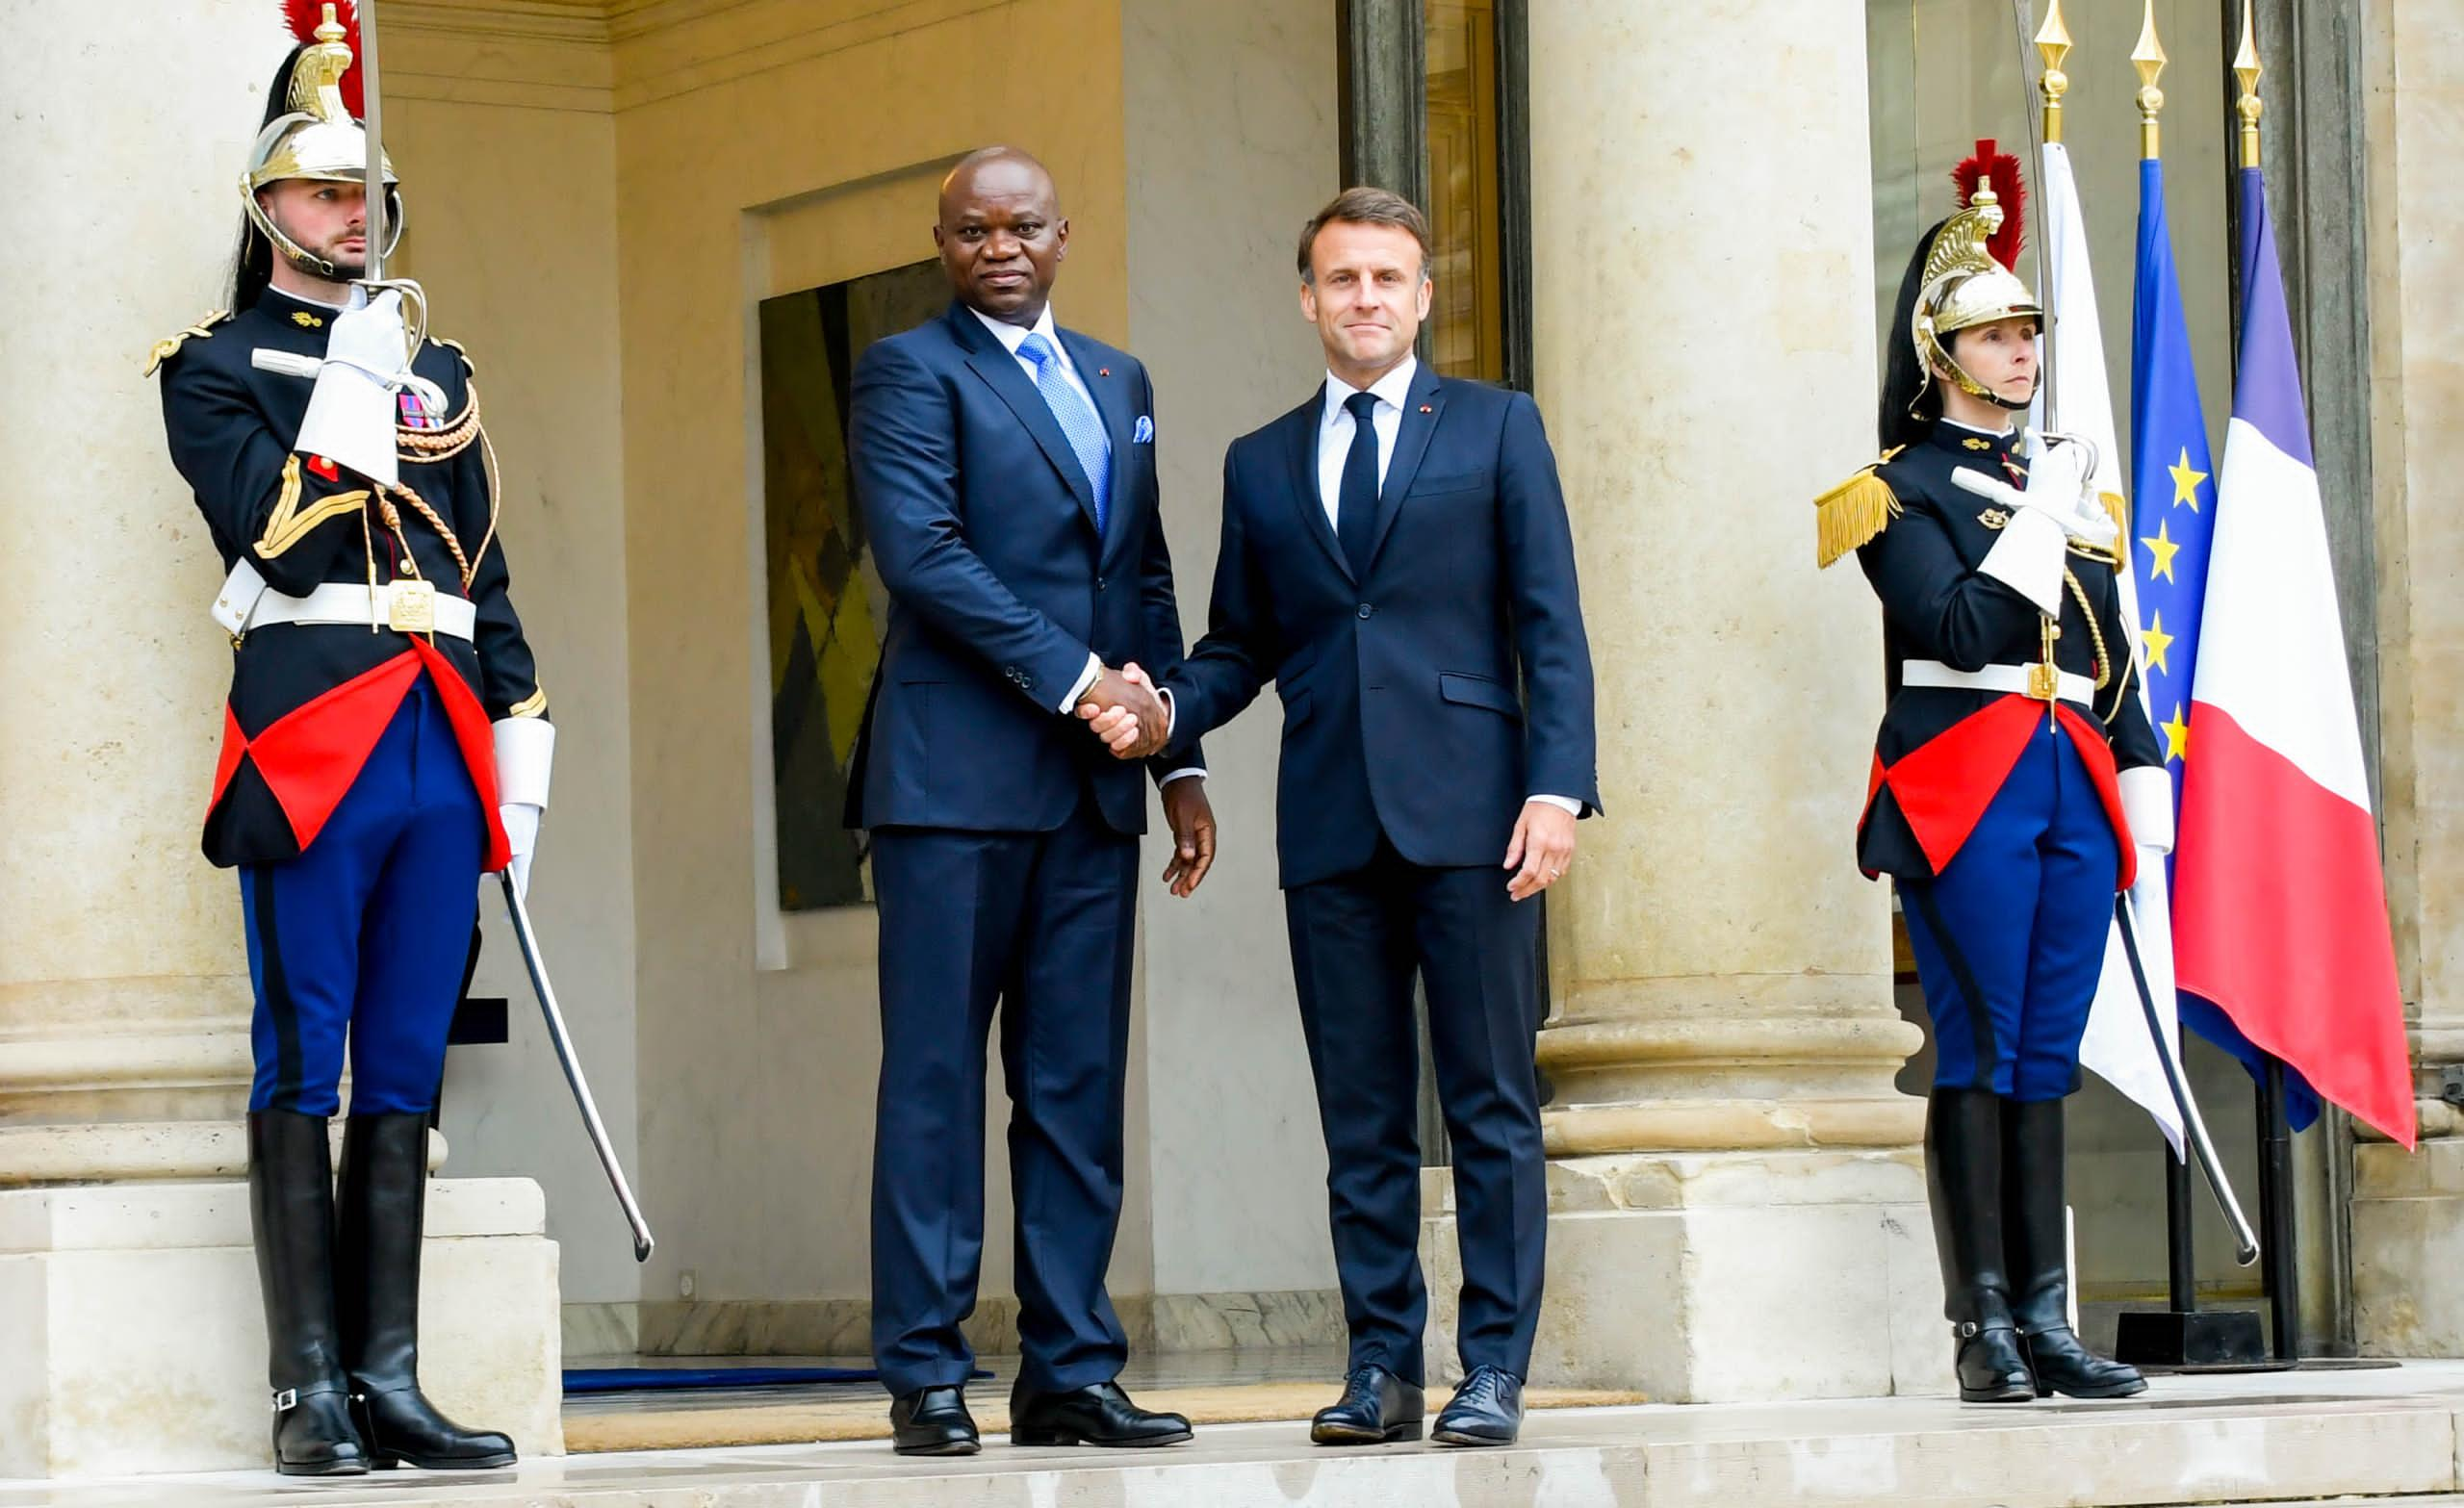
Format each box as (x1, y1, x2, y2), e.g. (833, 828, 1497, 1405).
(2119, 764, 2175, 856)
(1060, 652, 1103, 713)
(295, 366, 398, 490)
(1161, 767, 1206, 785)
(494, 716, 555, 811)
(1976, 505, 2066, 617)
(1527, 794, 1583, 816)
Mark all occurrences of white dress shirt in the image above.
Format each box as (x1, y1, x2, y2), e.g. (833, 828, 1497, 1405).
(1318, 355, 1580, 819)
(968, 302, 1099, 416)
(972, 306, 1201, 785)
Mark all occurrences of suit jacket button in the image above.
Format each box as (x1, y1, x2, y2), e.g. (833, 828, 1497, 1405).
(1357, 602, 1374, 619)
(1096, 575, 1107, 592)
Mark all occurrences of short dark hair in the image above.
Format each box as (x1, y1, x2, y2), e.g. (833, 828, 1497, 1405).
(1297, 187, 1432, 283)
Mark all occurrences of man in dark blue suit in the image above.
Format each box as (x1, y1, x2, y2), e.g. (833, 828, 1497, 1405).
(845, 147, 1215, 1456)
(1092, 188, 1597, 1447)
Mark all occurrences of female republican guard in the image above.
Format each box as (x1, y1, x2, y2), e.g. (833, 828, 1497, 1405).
(149, 4, 550, 1474)
(1814, 147, 2169, 1404)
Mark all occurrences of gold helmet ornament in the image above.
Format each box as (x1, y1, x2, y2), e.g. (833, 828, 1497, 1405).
(1909, 140, 2041, 414)
(242, 2, 402, 280)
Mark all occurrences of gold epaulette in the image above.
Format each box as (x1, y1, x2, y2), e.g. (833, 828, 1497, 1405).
(433, 336, 474, 371)
(142, 309, 232, 377)
(1813, 446, 1905, 569)
(2097, 489, 2128, 538)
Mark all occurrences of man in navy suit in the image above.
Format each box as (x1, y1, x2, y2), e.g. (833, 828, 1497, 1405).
(1091, 188, 1597, 1447)
(846, 147, 1214, 1456)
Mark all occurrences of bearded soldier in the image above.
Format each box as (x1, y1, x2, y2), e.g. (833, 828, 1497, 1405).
(148, 4, 547, 1474)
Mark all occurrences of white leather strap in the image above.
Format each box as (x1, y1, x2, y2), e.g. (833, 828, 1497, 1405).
(222, 572, 476, 641)
(1901, 659, 2092, 707)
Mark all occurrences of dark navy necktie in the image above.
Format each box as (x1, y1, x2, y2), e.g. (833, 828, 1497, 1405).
(1338, 390, 1381, 576)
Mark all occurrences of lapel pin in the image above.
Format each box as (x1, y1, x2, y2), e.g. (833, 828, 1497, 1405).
(1099, 367, 1112, 377)
(1419, 404, 1433, 414)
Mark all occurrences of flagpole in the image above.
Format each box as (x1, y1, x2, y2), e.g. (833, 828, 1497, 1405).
(2131, 0, 2204, 1326)
(2230, 0, 2308, 1366)
(2013, 0, 2058, 428)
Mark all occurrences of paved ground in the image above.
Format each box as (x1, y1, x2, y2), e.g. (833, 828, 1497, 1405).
(11, 1359, 2464, 1507)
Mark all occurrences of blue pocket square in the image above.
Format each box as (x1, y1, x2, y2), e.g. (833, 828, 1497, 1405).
(1134, 415, 1155, 444)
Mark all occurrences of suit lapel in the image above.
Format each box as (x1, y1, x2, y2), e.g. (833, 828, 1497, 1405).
(1366, 363, 1444, 571)
(1286, 385, 1353, 585)
(949, 306, 1102, 534)
(1059, 328, 1136, 561)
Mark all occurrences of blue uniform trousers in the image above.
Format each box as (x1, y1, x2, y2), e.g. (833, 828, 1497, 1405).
(1900, 720, 2119, 1102)
(867, 795, 1141, 1396)
(240, 679, 486, 1116)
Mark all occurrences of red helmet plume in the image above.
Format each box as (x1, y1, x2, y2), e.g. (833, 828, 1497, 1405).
(1951, 138, 2025, 271)
(282, 0, 364, 118)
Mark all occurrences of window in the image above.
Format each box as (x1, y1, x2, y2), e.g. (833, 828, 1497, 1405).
(1424, 0, 1504, 383)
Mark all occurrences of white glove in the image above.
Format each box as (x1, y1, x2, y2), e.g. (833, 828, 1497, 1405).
(294, 287, 411, 490)
(500, 803, 542, 898)
(1948, 438, 2118, 551)
(2119, 765, 2175, 856)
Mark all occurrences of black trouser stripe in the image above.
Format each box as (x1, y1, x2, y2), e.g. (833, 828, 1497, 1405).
(1908, 882, 2000, 1091)
(252, 867, 306, 1111)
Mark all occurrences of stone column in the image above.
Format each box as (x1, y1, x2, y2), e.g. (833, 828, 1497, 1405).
(1420, 1, 1939, 1402)
(2350, 0, 2464, 1357)
(0, 2, 558, 1474)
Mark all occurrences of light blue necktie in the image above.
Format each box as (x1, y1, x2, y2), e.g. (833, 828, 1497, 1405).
(1016, 333, 1112, 533)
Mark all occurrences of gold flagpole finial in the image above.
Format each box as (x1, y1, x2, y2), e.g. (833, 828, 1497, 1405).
(2235, 0, 2265, 168)
(2133, 0, 2169, 161)
(2035, 0, 2074, 145)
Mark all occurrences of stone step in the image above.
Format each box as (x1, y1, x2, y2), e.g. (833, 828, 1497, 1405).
(11, 1365, 2464, 1508)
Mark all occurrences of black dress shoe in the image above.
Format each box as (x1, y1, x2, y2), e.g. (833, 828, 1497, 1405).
(889, 1387, 980, 1456)
(1312, 1365, 1424, 1445)
(1431, 1366, 1523, 1447)
(2017, 1326, 2148, 1399)
(1009, 1380, 1193, 1448)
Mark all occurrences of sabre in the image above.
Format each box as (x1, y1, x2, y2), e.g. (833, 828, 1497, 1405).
(348, 1, 427, 350)
(2114, 893, 2260, 1265)
(358, 0, 387, 282)
(501, 873, 656, 1263)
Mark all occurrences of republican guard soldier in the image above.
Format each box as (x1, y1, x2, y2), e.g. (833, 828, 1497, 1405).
(149, 3, 550, 1474)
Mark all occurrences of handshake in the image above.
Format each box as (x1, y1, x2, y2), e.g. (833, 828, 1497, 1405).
(1075, 663, 1169, 760)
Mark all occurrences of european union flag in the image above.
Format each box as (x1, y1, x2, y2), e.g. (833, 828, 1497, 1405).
(2133, 156, 2320, 1127)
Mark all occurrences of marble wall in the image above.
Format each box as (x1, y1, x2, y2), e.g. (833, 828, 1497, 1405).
(386, 17, 643, 1311)
(0, 0, 264, 1074)
(1122, 0, 1347, 1300)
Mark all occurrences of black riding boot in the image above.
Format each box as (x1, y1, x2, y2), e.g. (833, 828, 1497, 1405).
(2003, 1097, 2147, 1398)
(249, 1111, 369, 1475)
(1926, 1088, 2035, 1402)
(337, 1113, 519, 1470)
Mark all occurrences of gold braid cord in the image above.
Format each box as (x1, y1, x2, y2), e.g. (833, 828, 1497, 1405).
(396, 377, 503, 579)
(382, 482, 474, 592)
(2061, 564, 2137, 729)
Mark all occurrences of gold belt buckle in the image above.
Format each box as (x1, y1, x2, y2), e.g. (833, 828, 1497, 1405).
(388, 579, 437, 634)
(2027, 661, 2061, 703)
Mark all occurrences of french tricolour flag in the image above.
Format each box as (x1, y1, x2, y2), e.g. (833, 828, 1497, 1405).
(2170, 167, 2415, 1148)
